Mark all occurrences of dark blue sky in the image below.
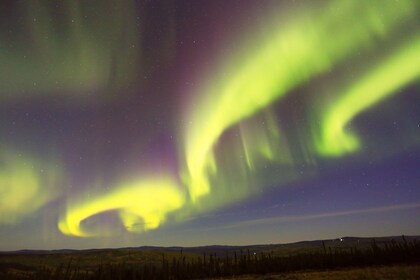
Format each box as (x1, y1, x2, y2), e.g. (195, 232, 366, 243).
(0, 0, 419, 250)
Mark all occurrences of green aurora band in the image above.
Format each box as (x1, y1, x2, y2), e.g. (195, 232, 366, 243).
(0, 151, 61, 224)
(0, 0, 140, 99)
(54, 0, 420, 236)
(184, 0, 418, 201)
(316, 37, 420, 156)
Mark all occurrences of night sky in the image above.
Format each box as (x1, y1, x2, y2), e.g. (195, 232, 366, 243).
(0, 0, 419, 251)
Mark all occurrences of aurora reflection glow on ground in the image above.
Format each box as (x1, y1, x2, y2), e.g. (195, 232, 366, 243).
(0, 0, 419, 250)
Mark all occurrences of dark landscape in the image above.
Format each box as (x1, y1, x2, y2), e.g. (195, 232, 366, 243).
(1, 235, 419, 279)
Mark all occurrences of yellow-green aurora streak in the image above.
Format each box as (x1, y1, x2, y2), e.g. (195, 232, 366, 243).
(0, 151, 61, 224)
(59, 178, 184, 237)
(316, 37, 420, 156)
(184, 0, 417, 201)
(57, 0, 420, 237)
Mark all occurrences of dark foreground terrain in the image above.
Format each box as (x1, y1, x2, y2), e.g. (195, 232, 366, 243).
(0, 235, 419, 279)
(225, 264, 420, 279)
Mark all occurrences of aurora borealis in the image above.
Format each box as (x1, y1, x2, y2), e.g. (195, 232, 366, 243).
(0, 0, 419, 250)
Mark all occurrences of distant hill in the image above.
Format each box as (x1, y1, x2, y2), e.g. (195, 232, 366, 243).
(1, 235, 418, 256)
(1, 235, 419, 280)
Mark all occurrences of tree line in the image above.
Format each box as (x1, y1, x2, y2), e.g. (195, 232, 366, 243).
(6, 236, 420, 280)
